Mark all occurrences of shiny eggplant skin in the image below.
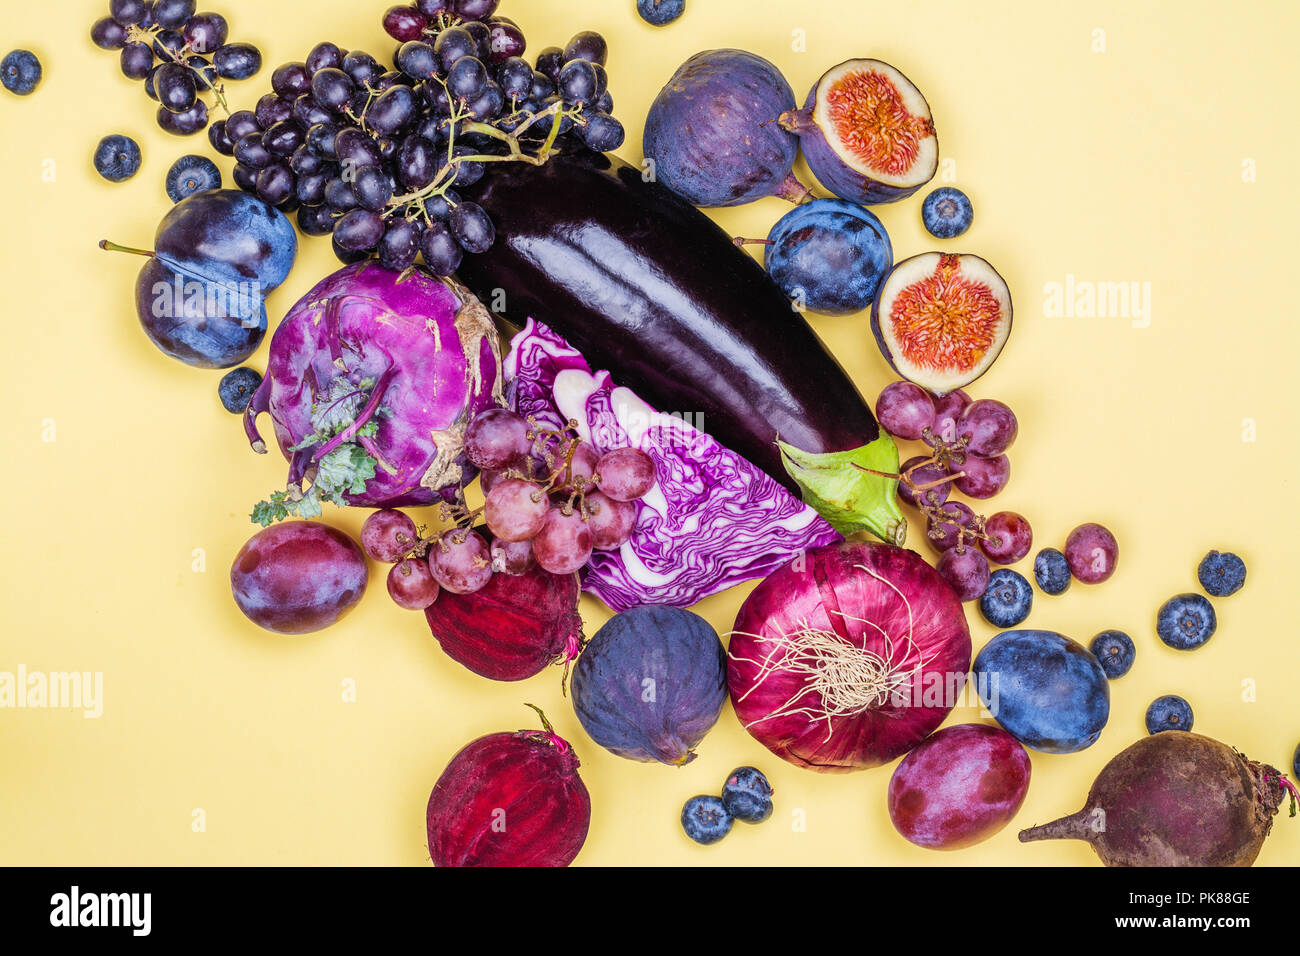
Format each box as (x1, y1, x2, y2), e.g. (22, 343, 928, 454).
(458, 149, 879, 496)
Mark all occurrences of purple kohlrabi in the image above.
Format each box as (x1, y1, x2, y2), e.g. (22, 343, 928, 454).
(245, 262, 502, 523)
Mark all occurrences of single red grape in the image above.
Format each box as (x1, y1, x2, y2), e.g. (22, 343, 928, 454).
(595, 447, 656, 501)
(937, 547, 991, 602)
(532, 507, 594, 574)
(952, 453, 1010, 499)
(484, 478, 548, 542)
(898, 455, 950, 508)
(876, 381, 936, 441)
(1064, 523, 1119, 584)
(927, 389, 970, 445)
(489, 536, 535, 575)
(464, 407, 531, 470)
(429, 528, 493, 593)
(586, 491, 637, 550)
(958, 399, 1019, 457)
(981, 511, 1033, 565)
(926, 500, 975, 552)
(360, 508, 418, 562)
(387, 557, 440, 609)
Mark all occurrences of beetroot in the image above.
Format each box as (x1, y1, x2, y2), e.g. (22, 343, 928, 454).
(888, 723, 1031, 850)
(425, 557, 583, 682)
(728, 541, 972, 772)
(426, 707, 591, 867)
(1019, 732, 1297, 866)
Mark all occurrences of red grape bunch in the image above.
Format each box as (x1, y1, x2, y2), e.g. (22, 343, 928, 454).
(91, 0, 263, 137)
(215, 0, 624, 271)
(874, 382, 1031, 601)
(361, 405, 657, 611)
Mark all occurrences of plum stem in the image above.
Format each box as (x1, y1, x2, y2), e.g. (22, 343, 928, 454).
(732, 236, 774, 248)
(310, 367, 398, 463)
(98, 240, 154, 258)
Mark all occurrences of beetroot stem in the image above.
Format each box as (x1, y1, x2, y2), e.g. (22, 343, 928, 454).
(1018, 809, 1093, 844)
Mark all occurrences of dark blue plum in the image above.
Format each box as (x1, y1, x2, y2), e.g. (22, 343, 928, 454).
(1033, 548, 1070, 596)
(218, 367, 262, 413)
(153, 189, 296, 292)
(571, 605, 727, 765)
(165, 154, 222, 202)
(721, 767, 773, 824)
(93, 134, 142, 182)
(1156, 593, 1217, 650)
(1197, 550, 1246, 597)
(642, 49, 803, 207)
(1145, 695, 1193, 734)
(132, 257, 267, 368)
(637, 0, 685, 26)
(921, 187, 973, 239)
(973, 629, 1110, 754)
(1, 50, 41, 95)
(106, 190, 294, 368)
(763, 199, 892, 316)
(1293, 742, 1299, 783)
(1088, 629, 1135, 679)
(681, 795, 731, 845)
(979, 568, 1033, 628)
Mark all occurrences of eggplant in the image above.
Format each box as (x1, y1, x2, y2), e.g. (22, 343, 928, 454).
(459, 148, 904, 543)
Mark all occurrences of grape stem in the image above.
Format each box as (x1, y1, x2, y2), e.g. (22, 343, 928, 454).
(384, 97, 578, 223)
(125, 23, 231, 118)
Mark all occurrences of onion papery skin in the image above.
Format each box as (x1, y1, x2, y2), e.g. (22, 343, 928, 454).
(728, 540, 971, 772)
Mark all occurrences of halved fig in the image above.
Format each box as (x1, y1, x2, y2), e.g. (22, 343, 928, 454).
(871, 252, 1012, 395)
(780, 58, 937, 205)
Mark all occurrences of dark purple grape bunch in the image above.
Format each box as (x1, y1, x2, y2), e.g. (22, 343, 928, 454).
(90, 0, 262, 137)
(221, 0, 624, 273)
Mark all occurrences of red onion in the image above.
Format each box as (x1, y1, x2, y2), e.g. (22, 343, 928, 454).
(728, 541, 971, 772)
(426, 706, 591, 867)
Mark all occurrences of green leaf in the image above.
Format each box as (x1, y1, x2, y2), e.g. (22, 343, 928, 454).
(778, 434, 908, 544)
(249, 374, 386, 525)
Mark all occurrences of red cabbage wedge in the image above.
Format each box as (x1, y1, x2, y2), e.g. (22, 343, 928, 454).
(458, 148, 904, 543)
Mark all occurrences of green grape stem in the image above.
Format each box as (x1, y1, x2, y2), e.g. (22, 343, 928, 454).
(126, 23, 231, 118)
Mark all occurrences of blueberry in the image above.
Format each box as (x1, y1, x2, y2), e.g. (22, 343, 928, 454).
(1145, 695, 1193, 734)
(1088, 629, 1135, 679)
(1, 50, 41, 95)
(93, 134, 142, 183)
(681, 794, 732, 845)
(218, 367, 262, 413)
(721, 766, 773, 824)
(979, 568, 1033, 628)
(764, 199, 893, 316)
(1197, 550, 1246, 597)
(165, 154, 222, 202)
(637, 0, 686, 26)
(1033, 547, 1071, 596)
(1156, 593, 1216, 650)
(921, 186, 973, 239)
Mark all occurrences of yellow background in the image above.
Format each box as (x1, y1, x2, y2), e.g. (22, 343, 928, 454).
(2, 0, 1297, 866)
